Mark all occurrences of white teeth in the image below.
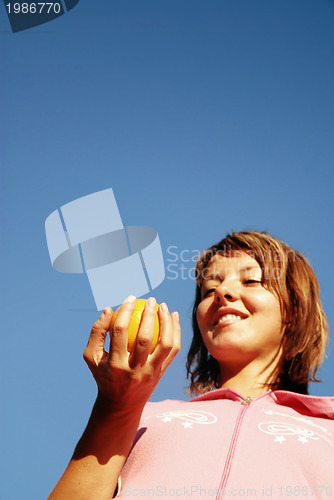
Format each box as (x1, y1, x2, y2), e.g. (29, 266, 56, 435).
(218, 314, 242, 323)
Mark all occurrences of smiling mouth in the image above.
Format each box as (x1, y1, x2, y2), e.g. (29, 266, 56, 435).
(214, 314, 244, 326)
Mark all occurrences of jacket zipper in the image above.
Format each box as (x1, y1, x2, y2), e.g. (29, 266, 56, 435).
(215, 396, 252, 499)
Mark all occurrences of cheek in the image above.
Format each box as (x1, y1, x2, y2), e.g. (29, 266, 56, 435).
(196, 303, 205, 331)
(264, 294, 282, 320)
(255, 293, 282, 329)
(244, 290, 281, 316)
(196, 301, 211, 333)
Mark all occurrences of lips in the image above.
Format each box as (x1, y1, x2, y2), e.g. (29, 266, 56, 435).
(213, 308, 248, 326)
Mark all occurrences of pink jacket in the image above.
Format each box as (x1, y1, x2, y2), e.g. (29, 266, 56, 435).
(118, 388, 334, 499)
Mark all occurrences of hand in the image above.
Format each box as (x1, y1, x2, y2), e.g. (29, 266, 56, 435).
(83, 296, 181, 415)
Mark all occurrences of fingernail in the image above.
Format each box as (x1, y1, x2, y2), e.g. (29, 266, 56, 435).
(125, 295, 136, 303)
(160, 302, 168, 312)
(147, 297, 156, 307)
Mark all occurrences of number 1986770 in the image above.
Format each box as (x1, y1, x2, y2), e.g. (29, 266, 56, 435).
(6, 3, 61, 14)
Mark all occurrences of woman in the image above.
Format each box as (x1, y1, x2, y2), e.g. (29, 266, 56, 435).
(49, 231, 333, 500)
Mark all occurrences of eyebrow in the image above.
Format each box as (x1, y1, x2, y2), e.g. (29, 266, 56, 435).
(203, 266, 261, 281)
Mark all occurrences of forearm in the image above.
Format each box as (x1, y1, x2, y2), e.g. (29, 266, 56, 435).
(48, 300, 180, 499)
(48, 398, 143, 500)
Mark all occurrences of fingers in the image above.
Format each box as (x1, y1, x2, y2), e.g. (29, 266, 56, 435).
(85, 296, 181, 379)
(129, 297, 157, 368)
(163, 311, 181, 369)
(83, 307, 113, 368)
(171, 311, 181, 354)
(151, 307, 181, 371)
(109, 295, 137, 361)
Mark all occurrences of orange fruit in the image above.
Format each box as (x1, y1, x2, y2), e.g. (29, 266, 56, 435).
(110, 299, 160, 354)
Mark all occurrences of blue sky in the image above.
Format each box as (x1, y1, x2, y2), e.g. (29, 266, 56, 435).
(1, 1, 334, 498)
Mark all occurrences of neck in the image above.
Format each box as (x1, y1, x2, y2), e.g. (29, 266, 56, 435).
(218, 356, 281, 400)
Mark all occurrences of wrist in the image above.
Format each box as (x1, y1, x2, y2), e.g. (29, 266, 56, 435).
(93, 391, 146, 420)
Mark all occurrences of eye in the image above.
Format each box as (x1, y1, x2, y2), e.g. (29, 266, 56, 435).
(244, 279, 262, 286)
(202, 288, 216, 298)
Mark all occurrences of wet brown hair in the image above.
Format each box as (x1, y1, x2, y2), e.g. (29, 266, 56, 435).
(186, 231, 329, 395)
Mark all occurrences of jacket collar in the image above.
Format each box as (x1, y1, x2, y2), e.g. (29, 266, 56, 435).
(190, 387, 334, 419)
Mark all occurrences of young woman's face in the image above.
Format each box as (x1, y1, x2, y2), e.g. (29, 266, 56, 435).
(196, 252, 283, 369)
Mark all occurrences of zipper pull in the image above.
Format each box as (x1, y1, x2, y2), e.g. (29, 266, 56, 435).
(241, 396, 252, 405)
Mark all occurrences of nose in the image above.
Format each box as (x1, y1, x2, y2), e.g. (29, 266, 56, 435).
(214, 281, 239, 304)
